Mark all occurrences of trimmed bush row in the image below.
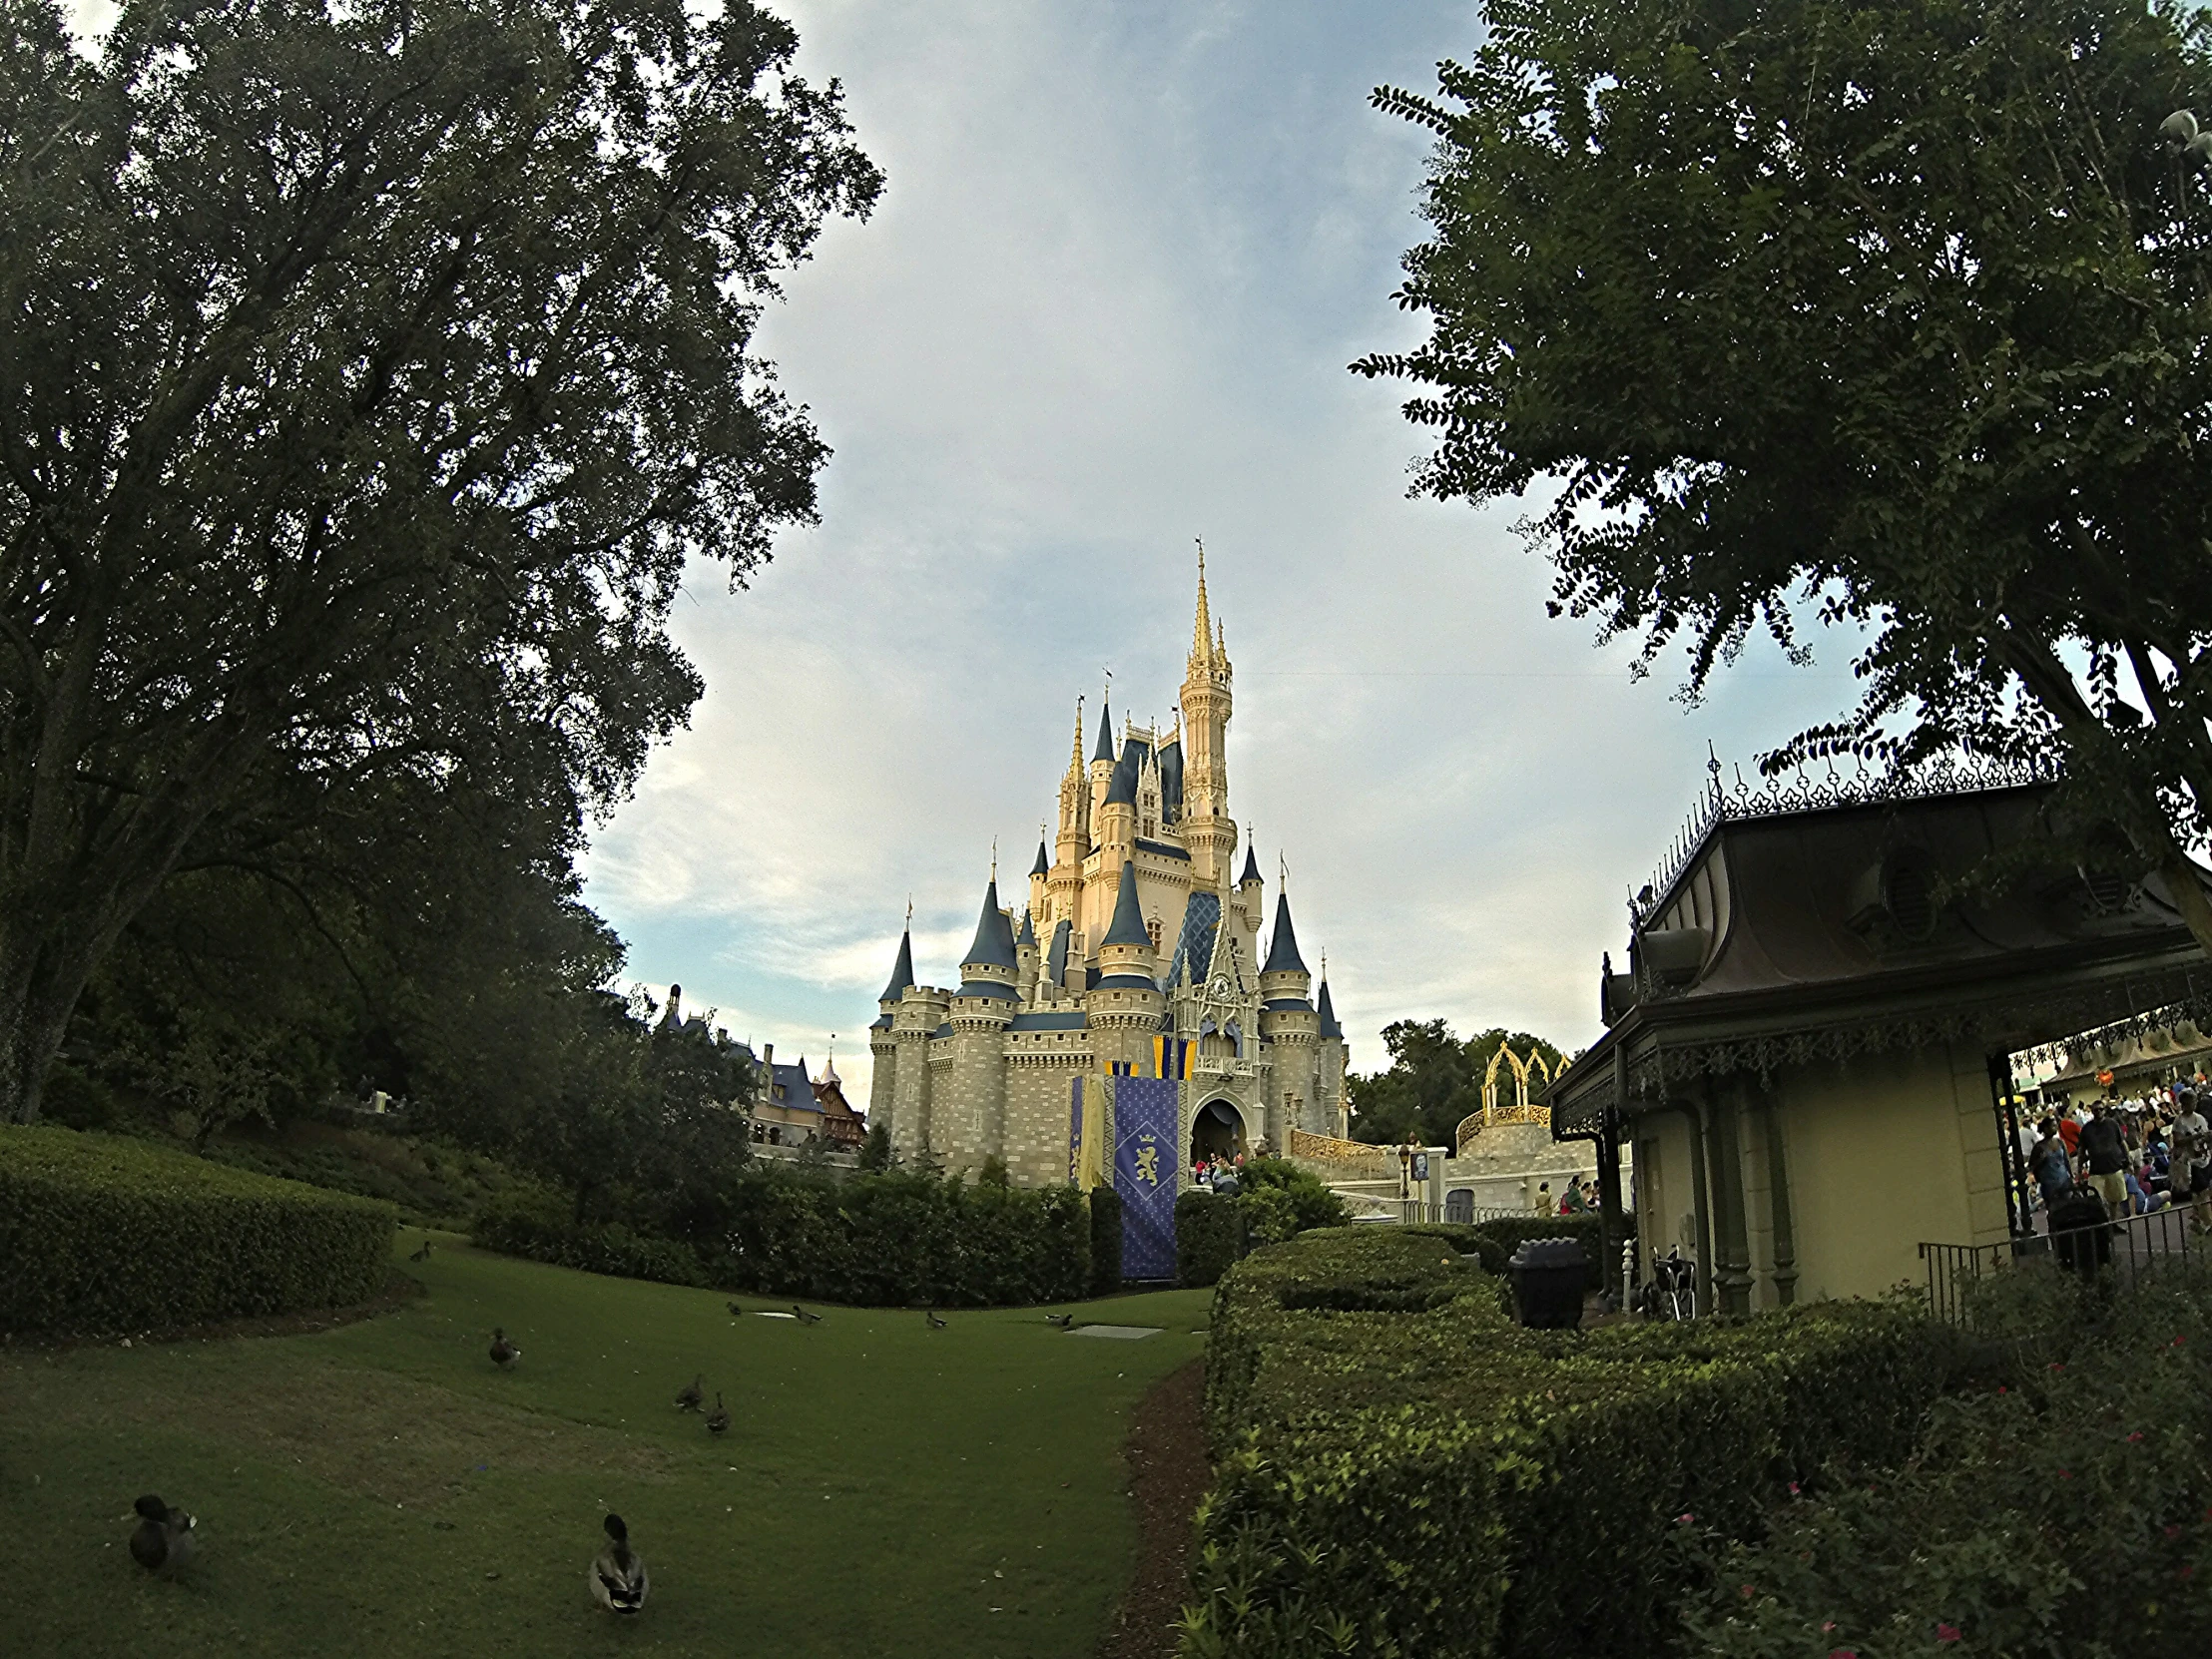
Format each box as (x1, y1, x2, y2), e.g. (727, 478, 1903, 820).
(1088, 1184, 1123, 1297)
(1183, 1226, 1951, 1659)
(1176, 1159, 1354, 1288)
(476, 1169, 1095, 1308)
(0, 1125, 395, 1335)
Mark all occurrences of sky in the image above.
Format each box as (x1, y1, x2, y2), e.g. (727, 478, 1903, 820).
(67, 0, 1864, 1108)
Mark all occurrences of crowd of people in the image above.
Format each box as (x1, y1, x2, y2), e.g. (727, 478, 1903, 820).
(1533, 1177, 1601, 1217)
(2023, 1082, 2212, 1233)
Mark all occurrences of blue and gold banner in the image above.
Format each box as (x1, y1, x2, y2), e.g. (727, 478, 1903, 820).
(1151, 1036, 1196, 1080)
(1067, 1075, 1084, 1185)
(1114, 1076, 1180, 1280)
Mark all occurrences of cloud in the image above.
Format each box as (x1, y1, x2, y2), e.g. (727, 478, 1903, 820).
(580, 0, 1874, 1098)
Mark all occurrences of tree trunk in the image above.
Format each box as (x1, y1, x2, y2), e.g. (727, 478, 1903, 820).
(0, 927, 98, 1126)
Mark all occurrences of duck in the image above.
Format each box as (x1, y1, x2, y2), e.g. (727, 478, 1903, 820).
(706, 1391, 730, 1435)
(924, 1310, 947, 1330)
(489, 1328, 520, 1369)
(726, 1301, 747, 1318)
(1045, 1313, 1074, 1329)
(792, 1305, 822, 1326)
(674, 1374, 704, 1412)
(590, 1513, 649, 1615)
(129, 1494, 195, 1574)
(409, 1238, 432, 1263)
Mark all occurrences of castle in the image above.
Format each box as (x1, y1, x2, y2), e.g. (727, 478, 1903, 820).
(866, 555, 1351, 1188)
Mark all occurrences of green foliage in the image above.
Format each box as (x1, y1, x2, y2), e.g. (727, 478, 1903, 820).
(1182, 1228, 1951, 1659)
(1178, 1161, 1353, 1287)
(472, 1191, 709, 1288)
(1088, 1184, 1124, 1295)
(476, 1167, 1097, 1309)
(0, 1124, 394, 1335)
(1176, 1190, 1246, 1289)
(1685, 1261, 2212, 1658)
(1359, 0, 2212, 919)
(0, 0, 882, 1126)
(855, 1120, 892, 1172)
(1348, 1020, 1565, 1147)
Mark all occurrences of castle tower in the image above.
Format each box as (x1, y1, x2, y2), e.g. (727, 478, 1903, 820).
(1316, 971, 1349, 1137)
(1027, 839, 1049, 934)
(867, 925, 915, 1137)
(1088, 694, 1117, 839)
(1015, 907, 1040, 1002)
(1236, 842, 1265, 964)
(1052, 701, 1088, 926)
(1088, 857, 1163, 1073)
(1258, 890, 1319, 1152)
(942, 874, 1018, 1174)
(1178, 546, 1236, 886)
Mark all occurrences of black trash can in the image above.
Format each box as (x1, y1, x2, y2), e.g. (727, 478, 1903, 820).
(2046, 1188, 2114, 1278)
(1508, 1237, 1589, 1330)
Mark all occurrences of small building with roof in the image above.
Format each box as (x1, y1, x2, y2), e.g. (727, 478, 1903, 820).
(864, 557, 1353, 1185)
(1547, 761, 2212, 1312)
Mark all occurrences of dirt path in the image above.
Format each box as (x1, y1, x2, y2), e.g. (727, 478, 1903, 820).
(1097, 1356, 1208, 1659)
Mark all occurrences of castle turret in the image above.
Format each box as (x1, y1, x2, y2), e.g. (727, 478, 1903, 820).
(943, 874, 1018, 1174)
(867, 927, 915, 1137)
(1315, 970, 1350, 1137)
(1015, 907, 1040, 1002)
(1237, 842, 1265, 964)
(1096, 857, 1156, 987)
(1088, 694, 1117, 836)
(1178, 545, 1235, 884)
(1258, 890, 1318, 1153)
(1087, 855, 1164, 1074)
(1097, 735, 1139, 857)
(1027, 838, 1049, 933)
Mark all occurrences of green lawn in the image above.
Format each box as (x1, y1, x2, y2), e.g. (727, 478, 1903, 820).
(0, 1236, 1210, 1658)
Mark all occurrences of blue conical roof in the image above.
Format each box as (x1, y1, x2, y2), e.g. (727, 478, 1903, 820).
(1262, 892, 1308, 975)
(1016, 909, 1037, 948)
(879, 931, 915, 1002)
(962, 879, 1018, 970)
(1317, 977, 1342, 1038)
(1102, 858, 1151, 949)
(1240, 844, 1261, 884)
(1046, 918, 1071, 985)
(1030, 839, 1049, 876)
(1093, 701, 1116, 762)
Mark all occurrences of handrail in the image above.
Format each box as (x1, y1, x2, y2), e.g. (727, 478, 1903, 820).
(1919, 1202, 2201, 1327)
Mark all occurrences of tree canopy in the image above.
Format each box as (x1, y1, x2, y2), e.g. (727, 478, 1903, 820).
(0, 0, 880, 1122)
(1348, 1018, 1566, 1148)
(1360, 0, 2212, 947)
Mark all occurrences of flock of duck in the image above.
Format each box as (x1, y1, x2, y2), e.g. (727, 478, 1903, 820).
(123, 1283, 1024, 1618)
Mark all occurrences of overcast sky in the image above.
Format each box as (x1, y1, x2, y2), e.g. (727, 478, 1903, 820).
(71, 0, 1862, 1105)
(569, 0, 1870, 1107)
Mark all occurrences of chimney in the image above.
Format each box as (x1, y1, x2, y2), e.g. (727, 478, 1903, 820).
(762, 1042, 774, 1067)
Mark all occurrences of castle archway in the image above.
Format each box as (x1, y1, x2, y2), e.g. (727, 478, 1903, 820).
(1191, 1097, 1246, 1163)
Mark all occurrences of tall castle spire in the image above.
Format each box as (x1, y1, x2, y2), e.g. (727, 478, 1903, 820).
(1190, 538, 1215, 670)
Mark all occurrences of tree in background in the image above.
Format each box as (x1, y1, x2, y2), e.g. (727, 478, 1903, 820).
(1348, 1019, 1565, 1148)
(1360, 0, 2212, 945)
(0, 0, 881, 1123)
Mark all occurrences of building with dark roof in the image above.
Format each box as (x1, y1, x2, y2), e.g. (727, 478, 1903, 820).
(864, 554, 1352, 1185)
(1547, 763, 2212, 1311)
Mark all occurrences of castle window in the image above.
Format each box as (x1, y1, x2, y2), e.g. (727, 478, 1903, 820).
(1147, 917, 1162, 950)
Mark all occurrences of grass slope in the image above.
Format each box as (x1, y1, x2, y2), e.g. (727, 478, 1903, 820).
(0, 1235, 1209, 1658)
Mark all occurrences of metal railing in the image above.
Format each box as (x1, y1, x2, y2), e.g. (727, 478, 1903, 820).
(1920, 1203, 2204, 1326)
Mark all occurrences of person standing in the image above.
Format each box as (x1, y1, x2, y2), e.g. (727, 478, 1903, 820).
(2030, 1118, 2073, 1211)
(2075, 1102, 2131, 1224)
(2170, 1089, 2211, 1235)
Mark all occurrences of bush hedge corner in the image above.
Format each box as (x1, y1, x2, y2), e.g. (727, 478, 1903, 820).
(1183, 1226, 1951, 1659)
(0, 1125, 395, 1336)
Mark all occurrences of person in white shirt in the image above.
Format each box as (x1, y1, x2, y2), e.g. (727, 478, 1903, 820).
(2170, 1090, 2211, 1234)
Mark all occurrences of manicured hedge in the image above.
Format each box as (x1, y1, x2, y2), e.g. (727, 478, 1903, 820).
(1183, 1227, 1953, 1659)
(0, 1125, 395, 1336)
(1088, 1184, 1123, 1295)
(476, 1167, 1094, 1308)
(1175, 1189, 1245, 1288)
(473, 1194, 709, 1287)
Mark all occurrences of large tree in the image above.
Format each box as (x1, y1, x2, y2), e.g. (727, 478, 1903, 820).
(1360, 0, 2212, 945)
(0, 0, 880, 1122)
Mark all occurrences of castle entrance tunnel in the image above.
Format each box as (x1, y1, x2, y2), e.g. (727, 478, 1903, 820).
(1192, 1098, 1247, 1164)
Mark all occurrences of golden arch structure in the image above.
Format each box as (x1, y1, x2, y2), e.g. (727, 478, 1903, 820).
(1455, 1046, 1555, 1154)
